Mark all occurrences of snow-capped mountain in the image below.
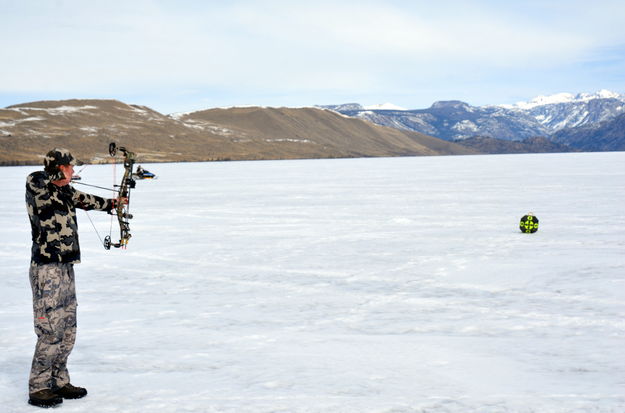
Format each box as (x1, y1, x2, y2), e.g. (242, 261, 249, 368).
(363, 102, 408, 111)
(322, 102, 408, 112)
(321, 101, 549, 141)
(500, 89, 625, 131)
(320, 90, 625, 151)
(501, 89, 624, 110)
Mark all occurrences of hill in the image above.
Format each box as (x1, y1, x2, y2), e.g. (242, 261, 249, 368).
(0, 99, 476, 165)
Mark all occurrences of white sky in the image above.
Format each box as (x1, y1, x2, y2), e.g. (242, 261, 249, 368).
(1, 0, 625, 113)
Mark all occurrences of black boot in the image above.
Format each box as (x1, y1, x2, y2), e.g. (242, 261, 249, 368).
(54, 383, 88, 399)
(28, 389, 63, 408)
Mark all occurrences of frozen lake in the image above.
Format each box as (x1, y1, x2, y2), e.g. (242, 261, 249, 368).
(1, 152, 624, 412)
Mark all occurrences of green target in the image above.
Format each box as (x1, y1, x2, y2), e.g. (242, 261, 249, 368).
(520, 214, 539, 233)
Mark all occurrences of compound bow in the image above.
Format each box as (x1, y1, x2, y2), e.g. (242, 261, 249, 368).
(103, 142, 136, 249)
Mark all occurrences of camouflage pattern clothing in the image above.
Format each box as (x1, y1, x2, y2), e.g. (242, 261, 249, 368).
(26, 149, 114, 393)
(29, 263, 77, 393)
(26, 170, 113, 264)
(42, 147, 82, 182)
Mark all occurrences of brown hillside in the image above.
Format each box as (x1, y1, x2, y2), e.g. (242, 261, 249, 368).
(0, 99, 476, 165)
(178, 106, 476, 158)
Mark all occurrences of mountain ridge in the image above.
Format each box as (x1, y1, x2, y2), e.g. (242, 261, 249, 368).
(0, 99, 475, 165)
(320, 90, 625, 151)
(551, 112, 625, 151)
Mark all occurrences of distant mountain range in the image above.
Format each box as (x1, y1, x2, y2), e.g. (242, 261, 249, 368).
(0, 99, 474, 165)
(320, 90, 625, 152)
(2, 90, 622, 166)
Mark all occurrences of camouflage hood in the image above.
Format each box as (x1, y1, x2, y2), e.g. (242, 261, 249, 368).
(43, 148, 82, 181)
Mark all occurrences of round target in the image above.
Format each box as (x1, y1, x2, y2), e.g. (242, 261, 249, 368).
(520, 214, 539, 233)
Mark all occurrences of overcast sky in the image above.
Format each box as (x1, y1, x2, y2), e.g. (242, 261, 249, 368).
(2, 0, 624, 114)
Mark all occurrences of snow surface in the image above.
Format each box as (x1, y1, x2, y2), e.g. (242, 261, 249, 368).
(0, 117, 45, 128)
(6, 106, 98, 115)
(451, 120, 478, 133)
(501, 90, 625, 110)
(1, 152, 624, 412)
(363, 103, 407, 111)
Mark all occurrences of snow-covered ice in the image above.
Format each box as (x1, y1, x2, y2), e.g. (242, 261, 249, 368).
(1, 152, 624, 412)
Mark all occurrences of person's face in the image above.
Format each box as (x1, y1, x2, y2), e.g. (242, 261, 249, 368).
(54, 164, 75, 186)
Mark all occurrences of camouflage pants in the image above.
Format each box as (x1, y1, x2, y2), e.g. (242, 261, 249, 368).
(29, 263, 77, 393)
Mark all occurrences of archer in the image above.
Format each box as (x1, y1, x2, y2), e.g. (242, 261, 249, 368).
(24, 148, 126, 408)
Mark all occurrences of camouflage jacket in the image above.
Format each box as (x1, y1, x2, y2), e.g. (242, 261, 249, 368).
(26, 171, 114, 265)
